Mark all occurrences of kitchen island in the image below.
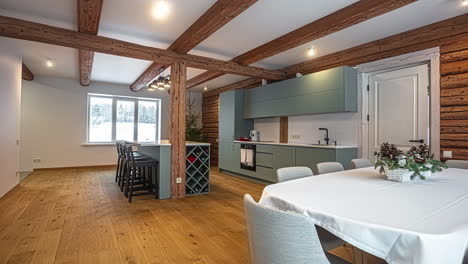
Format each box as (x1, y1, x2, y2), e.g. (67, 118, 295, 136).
(137, 140, 210, 199)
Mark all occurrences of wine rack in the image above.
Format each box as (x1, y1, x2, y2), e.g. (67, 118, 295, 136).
(186, 145, 210, 195)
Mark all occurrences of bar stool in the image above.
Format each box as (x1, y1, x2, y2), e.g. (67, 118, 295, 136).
(116, 142, 148, 191)
(123, 145, 159, 202)
(115, 141, 125, 183)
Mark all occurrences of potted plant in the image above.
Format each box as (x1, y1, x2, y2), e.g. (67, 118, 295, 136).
(186, 97, 207, 142)
(374, 142, 447, 182)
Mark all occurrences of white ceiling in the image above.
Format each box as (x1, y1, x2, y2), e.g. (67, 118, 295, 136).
(0, 0, 466, 93)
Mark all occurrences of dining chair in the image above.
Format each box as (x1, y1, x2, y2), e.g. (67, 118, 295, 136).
(445, 160, 468, 169)
(351, 159, 372, 169)
(244, 194, 350, 264)
(123, 145, 159, 202)
(276, 166, 314, 182)
(317, 162, 345, 175)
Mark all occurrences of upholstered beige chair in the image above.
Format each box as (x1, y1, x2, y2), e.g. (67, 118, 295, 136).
(317, 162, 345, 175)
(276, 166, 313, 182)
(445, 160, 468, 169)
(351, 159, 372, 169)
(244, 194, 350, 264)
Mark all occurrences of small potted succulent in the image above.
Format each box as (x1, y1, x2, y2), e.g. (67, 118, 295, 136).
(374, 142, 447, 182)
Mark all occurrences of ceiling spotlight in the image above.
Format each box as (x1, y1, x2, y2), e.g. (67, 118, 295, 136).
(152, 1, 171, 20)
(204, 86, 208, 91)
(45, 58, 54, 68)
(158, 86, 165, 91)
(148, 87, 155, 91)
(307, 47, 316, 57)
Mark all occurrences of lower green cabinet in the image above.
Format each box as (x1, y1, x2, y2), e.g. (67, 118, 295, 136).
(219, 143, 238, 172)
(295, 148, 335, 175)
(272, 146, 296, 170)
(255, 166, 276, 182)
(295, 147, 358, 174)
(221, 143, 357, 183)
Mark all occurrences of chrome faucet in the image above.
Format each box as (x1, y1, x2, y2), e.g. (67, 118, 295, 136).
(319, 128, 330, 145)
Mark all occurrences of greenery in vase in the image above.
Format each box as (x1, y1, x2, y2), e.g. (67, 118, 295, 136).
(374, 142, 447, 180)
(186, 97, 207, 142)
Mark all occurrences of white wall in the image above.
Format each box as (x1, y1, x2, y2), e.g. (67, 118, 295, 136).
(20, 77, 202, 171)
(253, 112, 360, 146)
(253, 117, 280, 142)
(0, 37, 22, 197)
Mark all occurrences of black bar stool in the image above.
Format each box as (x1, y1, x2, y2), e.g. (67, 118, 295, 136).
(116, 141, 148, 191)
(123, 145, 159, 202)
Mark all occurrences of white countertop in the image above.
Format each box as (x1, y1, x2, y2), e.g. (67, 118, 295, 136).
(233, 140, 356, 149)
(138, 140, 211, 146)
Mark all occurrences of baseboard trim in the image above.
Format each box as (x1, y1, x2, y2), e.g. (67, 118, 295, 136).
(19, 171, 33, 181)
(33, 164, 117, 171)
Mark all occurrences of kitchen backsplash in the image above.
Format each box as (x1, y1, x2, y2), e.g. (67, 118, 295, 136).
(253, 112, 360, 146)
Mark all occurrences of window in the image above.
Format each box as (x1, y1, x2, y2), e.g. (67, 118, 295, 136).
(87, 94, 161, 143)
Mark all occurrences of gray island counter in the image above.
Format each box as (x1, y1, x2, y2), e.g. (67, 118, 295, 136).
(136, 140, 210, 199)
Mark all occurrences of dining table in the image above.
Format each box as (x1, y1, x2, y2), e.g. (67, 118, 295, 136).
(259, 167, 468, 264)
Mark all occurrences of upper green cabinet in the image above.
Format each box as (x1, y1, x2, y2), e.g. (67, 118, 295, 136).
(243, 66, 358, 119)
(219, 90, 253, 143)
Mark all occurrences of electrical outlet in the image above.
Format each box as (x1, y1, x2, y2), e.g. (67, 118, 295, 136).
(176, 178, 182, 183)
(33, 158, 41, 163)
(442, 151, 452, 159)
(291, 135, 302, 139)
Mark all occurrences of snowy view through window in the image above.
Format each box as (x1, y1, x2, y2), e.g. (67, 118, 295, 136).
(88, 94, 159, 143)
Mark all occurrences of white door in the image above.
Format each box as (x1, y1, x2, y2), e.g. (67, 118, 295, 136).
(368, 64, 430, 160)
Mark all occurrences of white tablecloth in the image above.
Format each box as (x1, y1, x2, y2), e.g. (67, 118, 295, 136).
(259, 168, 468, 264)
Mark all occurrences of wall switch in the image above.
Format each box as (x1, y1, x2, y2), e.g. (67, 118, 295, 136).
(442, 151, 452, 159)
(176, 178, 182, 183)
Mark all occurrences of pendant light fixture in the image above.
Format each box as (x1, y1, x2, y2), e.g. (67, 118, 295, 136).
(163, 77, 171, 88)
(147, 74, 171, 91)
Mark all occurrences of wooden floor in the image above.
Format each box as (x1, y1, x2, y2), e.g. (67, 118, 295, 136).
(0, 167, 371, 264)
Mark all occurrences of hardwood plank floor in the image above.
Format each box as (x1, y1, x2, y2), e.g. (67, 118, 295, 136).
(0, 167, 265, 264)
(0, 167, 378, 264)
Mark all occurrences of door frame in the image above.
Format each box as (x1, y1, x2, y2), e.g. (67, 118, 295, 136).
(356, 47, 441, 160)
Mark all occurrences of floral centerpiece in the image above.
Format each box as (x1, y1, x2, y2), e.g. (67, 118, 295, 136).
(374, 142, 447, 182)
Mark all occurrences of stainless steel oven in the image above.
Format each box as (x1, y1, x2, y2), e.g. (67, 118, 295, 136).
(240, 144, 256, 171)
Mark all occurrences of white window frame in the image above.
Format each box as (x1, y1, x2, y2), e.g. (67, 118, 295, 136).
(86, 93, 161, 143)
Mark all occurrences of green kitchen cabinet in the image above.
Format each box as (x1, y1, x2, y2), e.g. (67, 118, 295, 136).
(295, 147, 358, 175)
(219, 90, 253, 143)
(219, 89, 253, 172)
(244, 66, 358, 118)
(219, 143, 239, 172)
(224, 142, 357, 182)
(272, 146, 296, 170)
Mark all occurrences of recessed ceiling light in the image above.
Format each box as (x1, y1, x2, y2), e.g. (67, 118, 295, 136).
(462, 0, 468, 6)
(152, 1, 171, 20)
(45, 58, 54, 68)
(204, 86, 208, 91)
(307, 47, 316, 57)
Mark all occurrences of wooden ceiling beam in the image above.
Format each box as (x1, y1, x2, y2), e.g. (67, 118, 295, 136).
(22, 62, 34, 81)
(130, 0, 259, 91)
(203, 14, 468, 98)
(0, 15, 284, 84)
(189, 0, 416, 89)
(77, 0, 103, 86)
